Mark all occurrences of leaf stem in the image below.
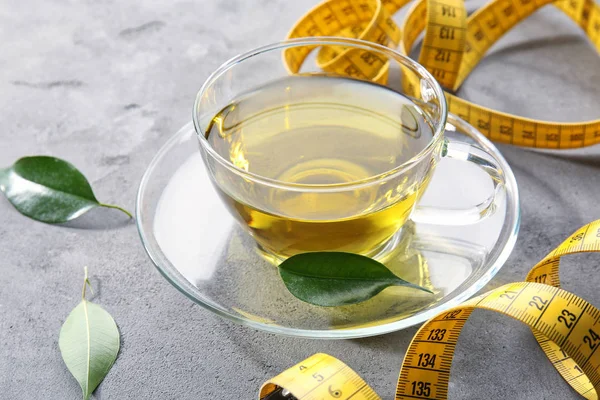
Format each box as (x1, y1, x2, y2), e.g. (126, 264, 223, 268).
(99, 203, 133, 219)
(82, 267, 88, 300)
(81, 267, 93, 300)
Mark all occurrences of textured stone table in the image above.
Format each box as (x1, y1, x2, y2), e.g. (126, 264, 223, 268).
(1, 0, 600, 398)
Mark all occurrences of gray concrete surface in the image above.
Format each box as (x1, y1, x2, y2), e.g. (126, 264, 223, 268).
(1, 0, 600, 398)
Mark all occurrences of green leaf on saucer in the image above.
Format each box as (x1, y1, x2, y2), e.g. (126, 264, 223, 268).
(59, 268, 120, 400)
(279, 252, 433, 307)
(0, 156, 131, 223)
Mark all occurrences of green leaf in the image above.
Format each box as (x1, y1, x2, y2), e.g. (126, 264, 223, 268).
(59, 268, 120, 400)
(0, 156, 132, 223)
(279, 252, 433, 307)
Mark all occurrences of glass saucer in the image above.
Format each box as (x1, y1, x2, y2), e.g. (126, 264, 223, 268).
(136, 114, 520, 338)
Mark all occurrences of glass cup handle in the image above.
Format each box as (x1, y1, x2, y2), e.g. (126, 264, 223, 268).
(410, 139, 505, 225)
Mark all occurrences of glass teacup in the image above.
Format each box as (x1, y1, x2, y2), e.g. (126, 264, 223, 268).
(193, 38, 504, 261)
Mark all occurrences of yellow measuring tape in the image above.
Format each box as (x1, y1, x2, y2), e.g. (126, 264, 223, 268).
(283, 0, 600, 148)
(261, 220, 600, 399)
(259, 0, 600, 397)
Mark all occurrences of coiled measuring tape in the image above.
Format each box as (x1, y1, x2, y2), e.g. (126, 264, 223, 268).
(260, 219, 600, 399)
(283, 0, 600, 148)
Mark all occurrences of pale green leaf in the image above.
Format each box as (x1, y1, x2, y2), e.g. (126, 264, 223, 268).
(59, 271, 120, 400)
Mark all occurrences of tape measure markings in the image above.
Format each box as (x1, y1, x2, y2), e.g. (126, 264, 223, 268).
(285, 0, 600, 149)
(261, 220, 600, 399)
(260, 0, 600, 398)
(393, 281, 600, 399)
